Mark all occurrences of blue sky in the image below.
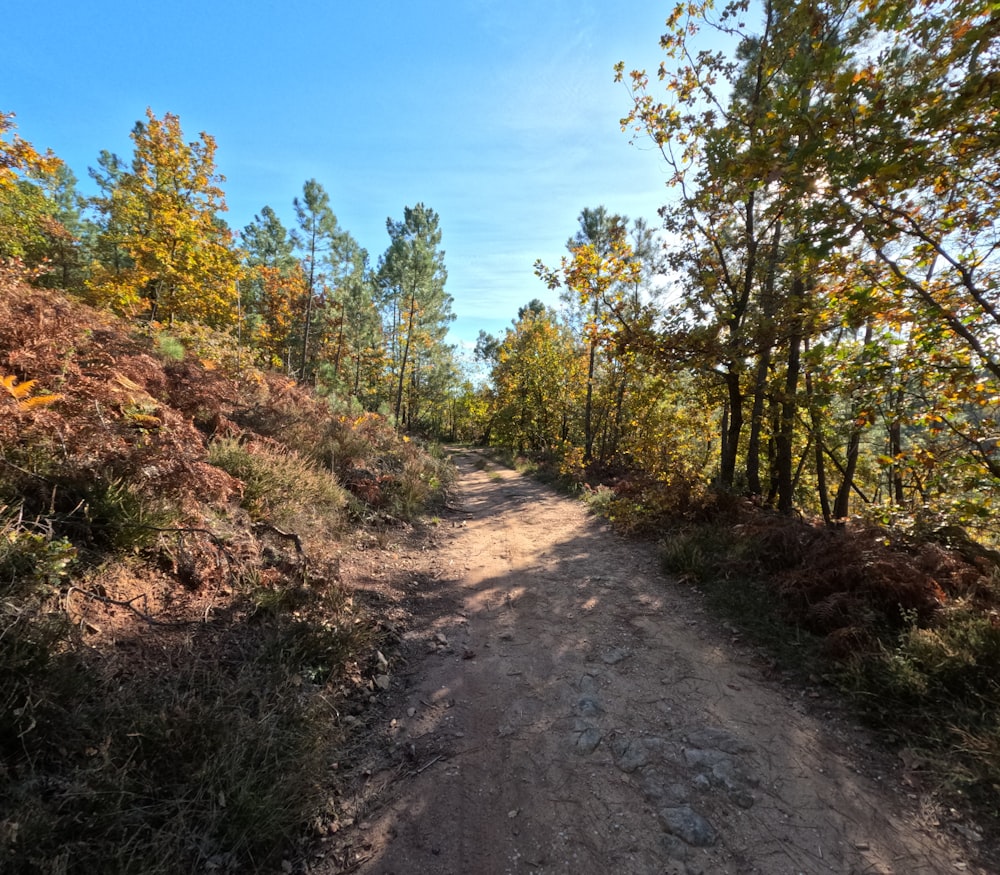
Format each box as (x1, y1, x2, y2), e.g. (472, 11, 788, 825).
(7, 0, 673, 357)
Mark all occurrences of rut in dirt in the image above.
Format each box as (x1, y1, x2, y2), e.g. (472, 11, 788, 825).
(326, 449, 980, 875)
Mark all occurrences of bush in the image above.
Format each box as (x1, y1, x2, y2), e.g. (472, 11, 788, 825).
(208, 437, 347, 530)
(839, 595, 1000, 806)
(0, 513, 77, 756)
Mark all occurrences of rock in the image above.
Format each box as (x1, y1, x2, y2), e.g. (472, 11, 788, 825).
(710, 757, 759, 792)
(640, 770, 690, 804)
(601, 647, 630, 665)
(577, 695, 604, 717)
(375, 650, 389, 670)
(690, 773, 711, 791)
(658, 805, 718, 847)
(612, 737, 652, 773)
(682, 747, 729, 768)
(374, 674, 391, 691)
(434, 632, 448, 646)
(684, 727, 754, 755)
(574, 726, 603, 754)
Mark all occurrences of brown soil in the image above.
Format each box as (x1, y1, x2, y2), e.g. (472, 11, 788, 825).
(313, 449, 986, 875)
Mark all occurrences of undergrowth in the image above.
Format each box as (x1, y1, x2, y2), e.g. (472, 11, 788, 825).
(0, 277, 450, 872)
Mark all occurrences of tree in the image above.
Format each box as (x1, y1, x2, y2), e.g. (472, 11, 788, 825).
(291, 180, 356, 380)
(0, 112, 70, 273)
(241, 206, 299, 370)
(86, 109, 241, 327)
(537, 207, 647, 465)
(486, 303, 584, 455)
(378, 203, 454, 427)
(0, 111, 60, 190)
(615, 0, 1000, 524)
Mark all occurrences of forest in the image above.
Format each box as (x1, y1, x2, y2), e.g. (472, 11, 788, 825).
(4, 1, 998, 534)
(2, 0, 999, 871)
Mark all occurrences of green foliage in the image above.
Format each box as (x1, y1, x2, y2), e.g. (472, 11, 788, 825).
(152, 331, 185, 362)
(608, 0, 1000, 522)
(0, 514, 77, 717)
(378, 203, 455, 428)
(72, 477, 177, 553)
(86, 109, 241, 326)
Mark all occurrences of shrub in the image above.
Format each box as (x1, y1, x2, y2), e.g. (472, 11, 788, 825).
(0, 511, 77, 766)
(208, 437, 347, 530)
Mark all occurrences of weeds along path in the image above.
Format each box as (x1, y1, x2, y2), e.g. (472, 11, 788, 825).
(327, 449, 978, 875)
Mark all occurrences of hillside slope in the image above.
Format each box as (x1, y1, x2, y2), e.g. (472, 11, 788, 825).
(0, 268, 449, 874)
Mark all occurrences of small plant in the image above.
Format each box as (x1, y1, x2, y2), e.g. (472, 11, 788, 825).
(0, 511, 77, 765)
(660, 529, 711, 583)
(581, 483, 616, 516)
(153, 331, 185, 362)
(208, 437, 347, 529)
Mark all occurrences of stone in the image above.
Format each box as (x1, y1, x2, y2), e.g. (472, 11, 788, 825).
(601, 647, 630, 665)
(574, 726, 603, 754)
(658, 805, 718, 847)
(612, 738, 651, 773)
(684, 727, 754, 755)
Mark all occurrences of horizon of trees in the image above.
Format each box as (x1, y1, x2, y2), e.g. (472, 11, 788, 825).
(476, 0, 1000, 533)
(2, 0, 998, 532)
(0, 108, 462, 435)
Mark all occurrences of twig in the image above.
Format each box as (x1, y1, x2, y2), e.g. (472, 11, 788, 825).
(337, 852, 375, 874)
(252, 521, 306, 557)
(0, 455, 53, 484)
(415, 754, 443, 774)
(66, 585, 193, 627)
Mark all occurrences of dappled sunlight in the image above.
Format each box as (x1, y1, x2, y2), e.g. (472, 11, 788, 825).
(334, 448, 971, 875)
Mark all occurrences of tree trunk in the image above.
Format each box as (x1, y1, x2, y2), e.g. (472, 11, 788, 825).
(584, 339, 596, 463)
(720, 370, 743, 489)
(394, 287, 417, 428)
(775, 277, 805, 515)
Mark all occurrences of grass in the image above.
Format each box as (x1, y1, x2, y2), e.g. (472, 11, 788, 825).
(0, 510, 375, 875)
(1, 635, 340, 874)
(837, 590, 1000, 815)
(208, 436, 347, 531)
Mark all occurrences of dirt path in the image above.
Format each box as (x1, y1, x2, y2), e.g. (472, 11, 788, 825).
(318, 449, 981, 875)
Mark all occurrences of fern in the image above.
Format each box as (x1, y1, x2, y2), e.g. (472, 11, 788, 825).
(2, 374, 36, 399)
(1, 373, 62, 409)
(20, 394, 63, 410)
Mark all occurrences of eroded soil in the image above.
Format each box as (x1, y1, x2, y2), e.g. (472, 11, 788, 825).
(314, 449, 985, 875)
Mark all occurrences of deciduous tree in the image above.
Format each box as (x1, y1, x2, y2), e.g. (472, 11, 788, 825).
(86, 109, 241, 327)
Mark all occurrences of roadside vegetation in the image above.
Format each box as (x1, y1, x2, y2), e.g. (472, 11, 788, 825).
(0, 274, 452, 874)
(3, 0, 999, 864)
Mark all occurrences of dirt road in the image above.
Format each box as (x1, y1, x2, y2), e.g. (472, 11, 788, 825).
(320, 449, 980, 874)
